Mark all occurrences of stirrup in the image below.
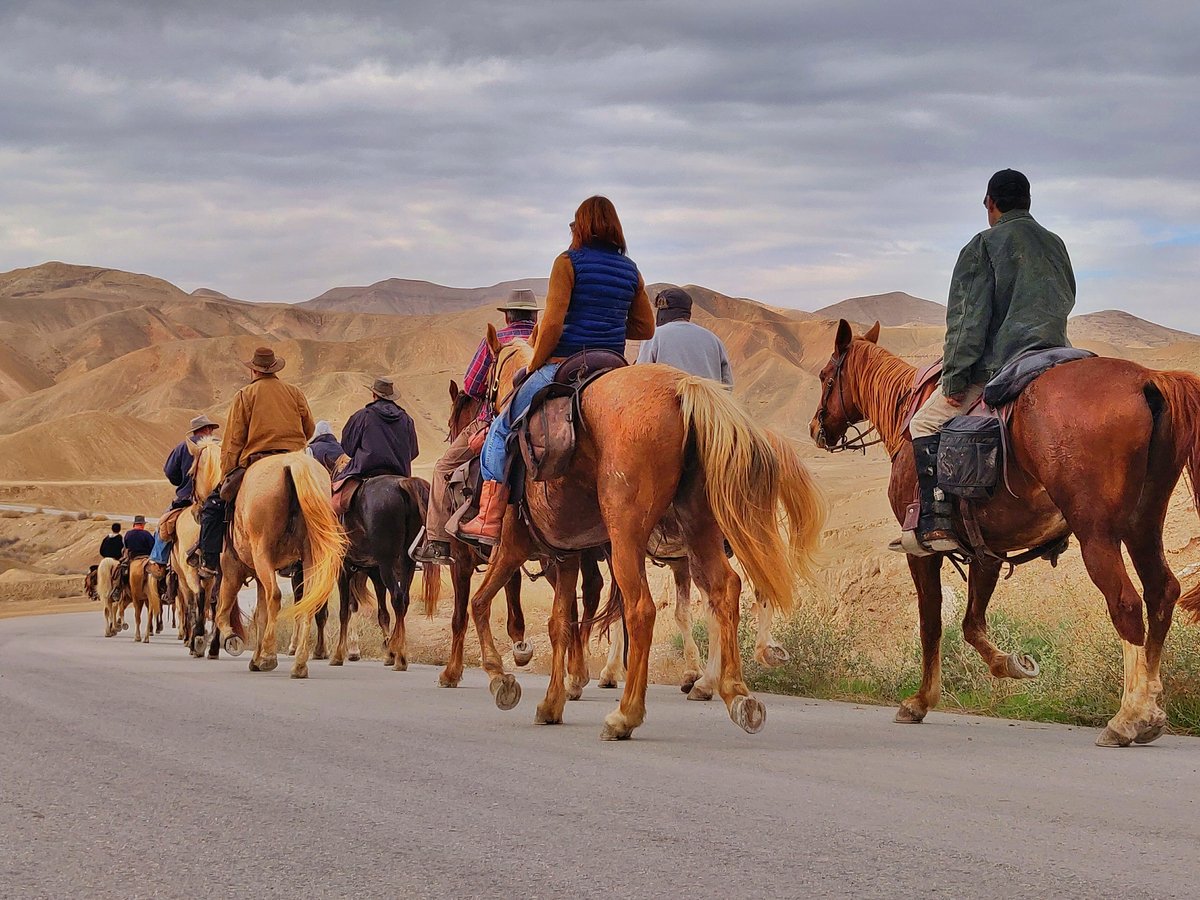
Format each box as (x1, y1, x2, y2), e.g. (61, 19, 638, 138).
(890, 530, 936, 557)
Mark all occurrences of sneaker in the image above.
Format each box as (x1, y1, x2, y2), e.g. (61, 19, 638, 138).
(412, 540, 453, 566)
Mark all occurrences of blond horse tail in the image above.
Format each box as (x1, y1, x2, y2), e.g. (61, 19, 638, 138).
(98, 557, 118, 600)
(676, 377, 826, 616)
(278, 461, 348, 622)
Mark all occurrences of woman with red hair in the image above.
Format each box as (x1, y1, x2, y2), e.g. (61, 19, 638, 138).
(460, 195, 656, 544)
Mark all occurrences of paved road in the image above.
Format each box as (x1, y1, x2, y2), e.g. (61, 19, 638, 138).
(2, 613, 1198, 900)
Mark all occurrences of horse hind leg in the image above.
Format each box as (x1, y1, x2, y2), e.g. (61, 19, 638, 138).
(565, 563, 590, 701)
(752, 588, 789, 669)
(669, 560, 704, 693)
(896, 555, 944, 724)
(598, 620, 624, 689)
(537, 556, 579, 724)
(330, 570, 353, 666)
(471, 520, 534, 710)
(962, 559, 1040, 680)
(438, 549, 473, 688)
(506, 570, 533, 667)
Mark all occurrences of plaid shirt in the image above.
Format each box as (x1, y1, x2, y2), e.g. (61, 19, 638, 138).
(462, 320, 536, 422)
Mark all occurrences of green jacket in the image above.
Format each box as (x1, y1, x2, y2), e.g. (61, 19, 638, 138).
(941, 209, 1076, 397)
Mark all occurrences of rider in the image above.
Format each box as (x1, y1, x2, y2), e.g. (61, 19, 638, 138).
(149, 414, 220, 571)
(197, 346, 315, 577)
(331, 377, 419, 517)
(111, 514, 154, 598)
(459, 195, 656, 545)
(902, 168, 1076, 552)
(99, 522, 124, 560)
(308, 421, 346, 474)
(412, 289, 540, 565)
(635, 287, 733, 388)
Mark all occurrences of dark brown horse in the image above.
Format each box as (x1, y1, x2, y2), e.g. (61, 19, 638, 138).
(811, 319, 1200, 747)
(439, 381, 607, 699)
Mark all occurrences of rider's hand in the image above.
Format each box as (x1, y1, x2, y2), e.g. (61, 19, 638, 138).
(946, 393, 965, 408)
(468, 428, 487, 455)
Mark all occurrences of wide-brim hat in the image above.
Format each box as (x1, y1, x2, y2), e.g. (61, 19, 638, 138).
(188, 414, 220, 435)
(244, 346, 285, 374)
(497, 288, 542, 313)
(368, 376, 395, 398)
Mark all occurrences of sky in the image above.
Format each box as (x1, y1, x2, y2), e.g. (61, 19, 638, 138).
(1, 0, 1197, 327)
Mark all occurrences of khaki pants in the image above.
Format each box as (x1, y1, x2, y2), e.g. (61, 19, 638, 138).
(910, 383, 984, 438)
(426, 420, 486, 541)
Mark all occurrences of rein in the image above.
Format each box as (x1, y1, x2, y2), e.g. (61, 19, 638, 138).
(484, 344, 526, 422)
(815, 350, 884, 454)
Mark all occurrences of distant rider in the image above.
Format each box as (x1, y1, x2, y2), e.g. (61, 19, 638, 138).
(149, 414, 219, 571)
(331, 377, 419, 517)
(99, 522, 124, 561)
(635, 287, 733, 387)
(902, 169, 1076, 553)
(412, 290, 540, 565)
(308, 421, 347, 475)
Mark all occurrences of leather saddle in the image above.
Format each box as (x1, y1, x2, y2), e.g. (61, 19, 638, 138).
(517, 349, 629, 482)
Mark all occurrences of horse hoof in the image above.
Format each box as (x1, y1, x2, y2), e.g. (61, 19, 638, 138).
(680, 672, 702, 693)
(329, 657, 343, 667)
(761, 644, 790, 667)
(382, 654, 393, 667)
(512, 641, 535, 667)
(223, 635, 245, 657)
(598, 674, 619, 689)
(1134, 722, 1167, 745)
(1096, 726, 1133, 748)
(312, 650, 329, 661)
(566, 682, 583, 702)
(121, 622, 129, 631)
(207, 651, 218, 660)
(438, 675, 460, 688)
(730, 696, 766, 734)
(348, 653, 361, 662)
(687, 682, 714, 702)
(489, 674, 521, 711)
(535, 704, 562, 725)
(1005, 652, 1040, 680)
(393, 659, 408, 672)
(600, 717, 632, 741)
(291, 664, 309, 680)
(894, 702, 926, 724)
(192, 636, 207, 656)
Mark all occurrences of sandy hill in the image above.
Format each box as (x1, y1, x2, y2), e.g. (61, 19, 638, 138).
(1070, 310, 1200, 349)
(815, 291, 947, 327)
(302, 277, 552, 316)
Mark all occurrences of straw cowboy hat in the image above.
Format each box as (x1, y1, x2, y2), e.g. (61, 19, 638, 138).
(244, 346, 285, 374)
(367, 376, 395, 398)
(187, 414, 220, 436)
(496, 288, 542, 313)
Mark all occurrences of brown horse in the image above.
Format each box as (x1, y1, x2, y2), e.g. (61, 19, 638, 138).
(120, 557, 161, 643)
(468, 329, 824, 740)
(811, 319, 1200, 747)
(216, 452, 346, 678)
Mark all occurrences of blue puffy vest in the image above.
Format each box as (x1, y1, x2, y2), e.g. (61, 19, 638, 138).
(553, 245, 640, 357)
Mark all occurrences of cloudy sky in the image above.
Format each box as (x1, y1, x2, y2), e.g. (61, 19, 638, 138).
(1, 1, 1197, 326)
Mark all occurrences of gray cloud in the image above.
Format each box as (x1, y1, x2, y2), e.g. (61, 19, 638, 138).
(0, 0, 1197, 326)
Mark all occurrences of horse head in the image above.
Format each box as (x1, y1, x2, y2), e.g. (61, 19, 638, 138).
(189, 435, 223, 501)
(481, 324, 532, 420)
(447, 379, 481, 442)
(810, 318, 880, 451)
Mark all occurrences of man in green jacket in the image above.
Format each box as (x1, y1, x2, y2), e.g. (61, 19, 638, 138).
(904, 169, 1076, 553)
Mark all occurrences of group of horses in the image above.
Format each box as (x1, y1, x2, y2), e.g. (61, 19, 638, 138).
(92, 319, 1200, 748)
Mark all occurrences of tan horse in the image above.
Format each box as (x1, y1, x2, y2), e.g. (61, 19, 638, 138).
(215, 452, 346, 678)
(173, 436, 225, 655)
(119, 557, 161, 643)
(469, 331, 825, 740)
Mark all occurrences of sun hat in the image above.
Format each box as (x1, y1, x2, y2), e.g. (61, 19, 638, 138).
(244, 346, 285, 374)
(188, 414, 219, 435)
(497, 289, 542, 313)
(368, 377, 395, 398)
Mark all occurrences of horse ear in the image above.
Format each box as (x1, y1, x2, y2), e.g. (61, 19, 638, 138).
(529, 322, 540, 345)
(486, 323, 501, 354)
(863, 321, 881, 344)
(835, 319, 853, 354)
(449, 380, 460, 401)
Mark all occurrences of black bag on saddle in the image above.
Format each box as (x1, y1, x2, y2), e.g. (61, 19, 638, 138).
(938, 416, 1003, 501)
(518, 349, 628, 482)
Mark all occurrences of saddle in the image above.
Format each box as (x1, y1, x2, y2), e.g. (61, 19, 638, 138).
(158, 506, 186, 543)
(517, 349, 629, 482)
(900, 348, 1095, 566)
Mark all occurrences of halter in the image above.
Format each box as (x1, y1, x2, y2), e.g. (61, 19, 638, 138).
(814, 348, 883, 454)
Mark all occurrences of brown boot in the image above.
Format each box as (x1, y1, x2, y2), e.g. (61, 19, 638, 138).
(457, 481, 509, 546)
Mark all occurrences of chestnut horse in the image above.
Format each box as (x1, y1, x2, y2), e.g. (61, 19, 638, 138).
(217, 452, 346, 678)
(471, 329, 824, 740)
(811, 319, 1200, 747)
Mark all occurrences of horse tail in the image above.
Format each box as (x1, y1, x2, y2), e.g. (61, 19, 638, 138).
(1147, 370, 1200, 621)
(98, 557, 118, 600)
(405, 476, 441, 618)
(350, 571, 376, 614)
(278, 462, 348, 622)
(675, 376, 826, 616)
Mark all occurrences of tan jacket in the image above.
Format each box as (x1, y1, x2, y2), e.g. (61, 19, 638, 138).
(220, 375, 315, 475)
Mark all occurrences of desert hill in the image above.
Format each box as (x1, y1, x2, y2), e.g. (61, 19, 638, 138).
(814, 291, 947, 327)
(302, 277, 552, 316)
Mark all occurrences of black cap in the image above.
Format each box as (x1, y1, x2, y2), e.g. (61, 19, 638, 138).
(654, 287, 693, 312)
(987, 169, 1030, 203)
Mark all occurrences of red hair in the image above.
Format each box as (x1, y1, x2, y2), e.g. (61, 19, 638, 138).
(570, 196, 627, 254)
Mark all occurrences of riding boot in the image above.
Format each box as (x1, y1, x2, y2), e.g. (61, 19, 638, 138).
(913, 434, 961, 553)
(457, 480, 509, 546)
(197, 490, 226, 576)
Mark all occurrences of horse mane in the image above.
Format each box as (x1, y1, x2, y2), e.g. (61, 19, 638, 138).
(846, 339, 918, 454)
(191, 435, 223, 501)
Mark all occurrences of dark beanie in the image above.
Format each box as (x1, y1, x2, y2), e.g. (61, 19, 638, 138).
(987, 169, 1030, 204)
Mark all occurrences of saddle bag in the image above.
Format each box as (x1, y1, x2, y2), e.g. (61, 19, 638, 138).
(519, 387, 577, 482)
(938, 416, 1003, 500)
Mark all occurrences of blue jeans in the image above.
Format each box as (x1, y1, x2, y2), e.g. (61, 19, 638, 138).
(150, 531, 171, 565)
(480, 363, 561, 482)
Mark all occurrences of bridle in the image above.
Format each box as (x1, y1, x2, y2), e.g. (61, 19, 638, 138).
(484, 343, 526, 420)
(814, 348, 883, 454)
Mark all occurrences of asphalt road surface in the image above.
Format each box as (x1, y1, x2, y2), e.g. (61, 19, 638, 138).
(3, 612, 1198, 900)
